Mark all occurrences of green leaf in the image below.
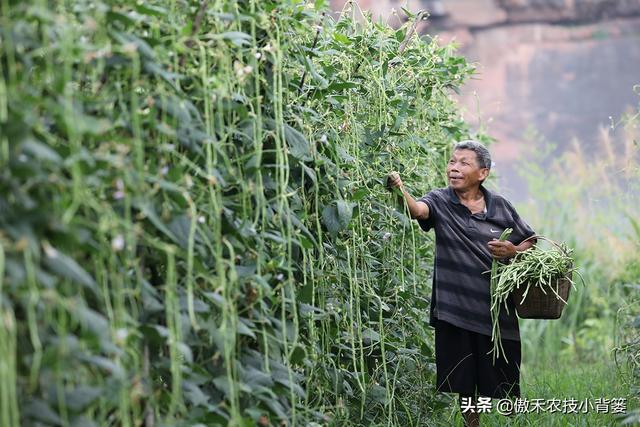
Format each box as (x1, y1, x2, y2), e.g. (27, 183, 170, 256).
(263, 396, 287, 419)
(322, 200, 355, 236)
(167, 213, 191, 249)
(237, 319, 257, 339)
(21, 138, 62, 164)
(322, 204, 340, 236)
(391, 99, 410, 132)
(177, 342, 194, 364)
(134, 3, 168, 17)
(112, 32, 156, 59)
(67, 111, 113, 136)
(401, 7, 415, 19)
(283, 124, 312, 160)
(206, 31, 252, 47)
(143, 62, 183, 87)
(369, 383, 388, 404)
(142, 280, 164, 313)
(78, 355, 125, 379)
(299, 234, 314, 249)
(73, 305, 109, 337)
(352, 188, 369, 201)
(362, 327, 381, 343)
(65, 386, 103, 412)
(304, 57, 329, 89)
(301, 163, 317, 185)
(336, 200, 354, 229)
(212, 376, 231, 396)
(273, 376, 306, 399)
(180, 21, 194, 36)
(326, 81, 358, 92)
(242, 366, 274, 388)
(43, 248, 98, 293)
(333, 32, 352, 45)
(135, 200, 179, 242)
(337, 146, 355, 163)
(70, 416, 99, 427)
(183, 380, 209, 407)
(23, 399, 63, 425)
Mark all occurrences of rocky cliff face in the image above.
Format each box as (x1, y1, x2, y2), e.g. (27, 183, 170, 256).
(497, 0, 640, 23)
(330, 0, 640, 27)
(331, 0, 640, 200)
(426, 0, 640, 29)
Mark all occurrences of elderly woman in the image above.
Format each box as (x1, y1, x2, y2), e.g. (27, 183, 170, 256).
(387, 140, 536, 427)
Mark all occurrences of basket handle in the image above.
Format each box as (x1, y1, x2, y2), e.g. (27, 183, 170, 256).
(520, 235, 568, 256)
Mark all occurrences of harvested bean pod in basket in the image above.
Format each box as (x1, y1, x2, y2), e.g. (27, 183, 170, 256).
(488, 234, 583, 364)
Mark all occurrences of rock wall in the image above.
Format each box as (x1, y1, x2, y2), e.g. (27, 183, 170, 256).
(330, 0, 640, 27)
(497, 0, 640, 24)
(432, 0, 640, 29)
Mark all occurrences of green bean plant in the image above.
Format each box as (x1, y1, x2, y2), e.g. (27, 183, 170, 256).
(0, 0, 479, 425)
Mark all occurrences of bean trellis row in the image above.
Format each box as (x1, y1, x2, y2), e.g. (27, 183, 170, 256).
(0, 1, 482, 425)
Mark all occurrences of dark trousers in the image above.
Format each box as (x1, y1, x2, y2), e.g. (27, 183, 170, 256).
(435, 318, 521, 398)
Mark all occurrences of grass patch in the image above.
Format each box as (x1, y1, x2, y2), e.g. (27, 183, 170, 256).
(433, 351, 639, 426)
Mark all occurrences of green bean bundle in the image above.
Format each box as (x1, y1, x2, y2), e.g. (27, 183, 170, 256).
(488, 228, 512, 365)
(489, 238, 578, 364)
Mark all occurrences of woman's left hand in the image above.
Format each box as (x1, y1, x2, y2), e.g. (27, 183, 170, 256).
(488, 239, 517, 259)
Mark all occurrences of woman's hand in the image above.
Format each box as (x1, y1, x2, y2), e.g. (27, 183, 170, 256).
(488, 239, 517, 259)
(387, 171, 403, 190)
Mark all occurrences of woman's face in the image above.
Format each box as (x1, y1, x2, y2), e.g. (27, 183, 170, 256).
(446, 149, 489, 191)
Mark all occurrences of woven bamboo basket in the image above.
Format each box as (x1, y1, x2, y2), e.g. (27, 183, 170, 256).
(509, 236, 573, 320)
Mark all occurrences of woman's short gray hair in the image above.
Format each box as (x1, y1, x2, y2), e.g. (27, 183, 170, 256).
(453, 140, 492, 170)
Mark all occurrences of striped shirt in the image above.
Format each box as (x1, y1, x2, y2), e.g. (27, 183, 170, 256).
(417, 185, 536, 341)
